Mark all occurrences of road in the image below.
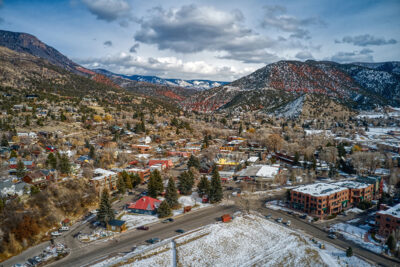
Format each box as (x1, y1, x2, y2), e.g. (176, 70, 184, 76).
(262, 207, 400, 267)
(47, 205, 237, 267)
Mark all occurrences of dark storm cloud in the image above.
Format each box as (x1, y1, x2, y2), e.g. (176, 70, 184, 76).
(335, 34, 397, 46)
(330, 49, 374, 63)
(103, 40, 113, 47)
(81, 0, 131, 22)
(133, 4, 277, 63)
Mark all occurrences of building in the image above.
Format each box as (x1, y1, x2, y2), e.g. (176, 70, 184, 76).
(356, 176, 382, 199)
(22, 170, 50, 187)
(126, 168, 151, 182)
(131, 144, 152, 153)
(376, 203, 400, 237)
(148, 159, 173, 169)
(127, 196, 161, 215)
(291, 183, 349, 218)
(332, 181, 374, 204)
(235, 165, 280, 182)
(91, 168, 118, 192)
(107, 219, 127, 232)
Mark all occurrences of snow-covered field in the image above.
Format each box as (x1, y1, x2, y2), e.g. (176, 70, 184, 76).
(331, 223, 383, 254)
(94, 214, 372, 267)
(120, 214, 159, 229)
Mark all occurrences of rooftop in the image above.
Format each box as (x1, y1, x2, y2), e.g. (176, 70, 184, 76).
(332, 181, 369, 190)
(293, 183, 347, 197)
(378, 203, 400, 219)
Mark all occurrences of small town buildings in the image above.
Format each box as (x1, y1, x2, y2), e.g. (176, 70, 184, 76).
(148, 159, 173, 169)
(127, 196, 161, 215)
(235, 164, 280, 182)
(131, 144, 152, 153)
(126, 168, 151, 182)
(91, 168, 118, 192)
(107, 219, 127, 232)
(332, 181, 374, 204)
(376, 203, 400, 237)
(0, 179, 28, 197)
(22, 170, 50, 187)
(291, 183, 349, 218)
(356, 176, 383, 199)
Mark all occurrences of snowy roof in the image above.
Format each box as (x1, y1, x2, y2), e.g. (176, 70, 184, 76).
(293, 183, 347, 197)
(247, 156, 259, 163)
(92, 168, 116, 180)
(378, 203, 400, 219)
(236, 165, 279, 178)
(332, 181, 369, 190)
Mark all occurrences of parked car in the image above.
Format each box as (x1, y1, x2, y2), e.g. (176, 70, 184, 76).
(162, 219, 169, 223)
(287, 211, 294, 215)
(276, 218, 283, 223)
(328, 233, 337, 239)
(140, 191, 148, 196)
(167, 218, 174, 222)
(146, 238, 160, 244)
(51, 231, 61, 236)
(285, 220, 291, 226)
(128, 191, 134, 195)
(176, 229, 185, 233)
(137, 226, 149, 231)
(33, 256, 42, 263)
(265, 214, 272, 219)
(299, 214, 307, 219)
(59, 226, 69, 231)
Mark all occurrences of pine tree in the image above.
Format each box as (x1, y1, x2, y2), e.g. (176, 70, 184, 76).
(148, 170, 163, 198)
(16, 160, 26, 178)
(158, 200, 172, 218)
(10, 150, 18, 159)
(30, 185, 40, 196)
(294, 152, 300, 165)
(203, 135, 209, 148)
(130, 173, 141, 188)
(209, 167, 223, 203)
(178, 171, 194, 195)
(46, 152, 57, 169)
(120, 171, 132, 190)
(238, 123, 243, 135)
(197, 176, 211, 197)
(117, 176, 126, 194)
(346, 246, 353, 257)
(1, 134, 8, 147)
(59, 154, 71, 174)
(187, 155, 200, 169)
(152, 170, 164, 193)
(97, 189, 114, 224)
(165, 177, 179, 208)
(387, 234, 396, 251)
(89, 145, 96, 159)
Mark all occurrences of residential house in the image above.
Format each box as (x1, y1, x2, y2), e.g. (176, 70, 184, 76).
(235, 164, 280, 182)
(106, 219, 127, 232)
(127, 196, 161, 215)
(148, 159, 173, 169)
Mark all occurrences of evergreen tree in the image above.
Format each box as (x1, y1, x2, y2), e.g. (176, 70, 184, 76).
(1, 134, 9, 147)
(16, 160, 26, 178)
(197, 176, 211, 197)
(148, 170, 163, 198)
(89, 145, 96, 159)
(187, 155, 200, 169)
(30, 185, 40, 196)
(387, 234, 396, 251)
(158, 200, 172, 218)
(10, 150, 18, 159)
(24, 116, 30, 126)
(117, 176, 126, 194)
(130, 173, 141, 188)
(238, 123, 243, 135)
(294, 152, 300, 165)
(165, 177, 179, 208)
(97, 189, 115, 224)
(120, 171, 132, 190)
(178, 171, 194, 195)
(148, 175, 158, 198)
(46, 152, 57, 169)
(152, 169, 164, 193)
(346, 246, 353, 257)
(209, 167, 223, 203)
(337, 143, 346, 158)
(59, 154, 71, 174)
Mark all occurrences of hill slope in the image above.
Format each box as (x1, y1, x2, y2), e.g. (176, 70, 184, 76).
(182, 60, 400, 114)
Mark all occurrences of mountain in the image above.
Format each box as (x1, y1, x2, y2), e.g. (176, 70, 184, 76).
(182, 60, 400, 115)
(94, 69, 228, 90)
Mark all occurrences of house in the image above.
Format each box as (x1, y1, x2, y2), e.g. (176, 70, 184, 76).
(106, 219, 127, 232)
(91, 168, 118, 192)
(126, 168, 151, 182)
(235, 165, 279, 182)
(22, 170, 49, 187)
(148, 159, 173, 169)
(132, 144, 152, 153)
(0, 179, 28, 197)
(127, 196, 161, 215)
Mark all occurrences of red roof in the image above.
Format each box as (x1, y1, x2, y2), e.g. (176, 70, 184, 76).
(127, 196, 161, 211)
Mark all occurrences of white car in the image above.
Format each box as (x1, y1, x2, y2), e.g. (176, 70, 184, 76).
(59, 226, 69, 231)
(51, 231, 61, 236)
(285, 220, 291, 226)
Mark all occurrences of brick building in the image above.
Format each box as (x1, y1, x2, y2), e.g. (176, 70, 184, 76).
(332, 181, 374, 204)
(291, 183, 349, 218)
(126, 168, 151, 183)
(376, 203, 400, 237)
(91, 168, 118, 193)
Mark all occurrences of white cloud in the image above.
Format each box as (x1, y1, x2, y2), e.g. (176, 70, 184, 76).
(335, 34, 397, 47)
(81, 0, 131, 22)
(77, 53, 256, 80)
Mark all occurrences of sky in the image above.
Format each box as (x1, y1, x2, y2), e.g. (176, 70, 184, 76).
(0, 0, 399, 81)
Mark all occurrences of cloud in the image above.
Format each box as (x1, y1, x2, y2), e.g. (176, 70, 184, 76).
(81, 0, 131, 22)
(335, 34, 397, 46)
(295, 51, 314, 60)
(261, 5, 325, 39)
(329, 49, 374, 63)
(76, 53, 255, 80)
(129, 43, 140, 53)
(103, 40, 113, 47)
(133, 4, 278, 63)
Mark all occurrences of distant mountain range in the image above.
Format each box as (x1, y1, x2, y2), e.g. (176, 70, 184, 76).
(182, 60, 400, 116)
(93, 69, 228, 90)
